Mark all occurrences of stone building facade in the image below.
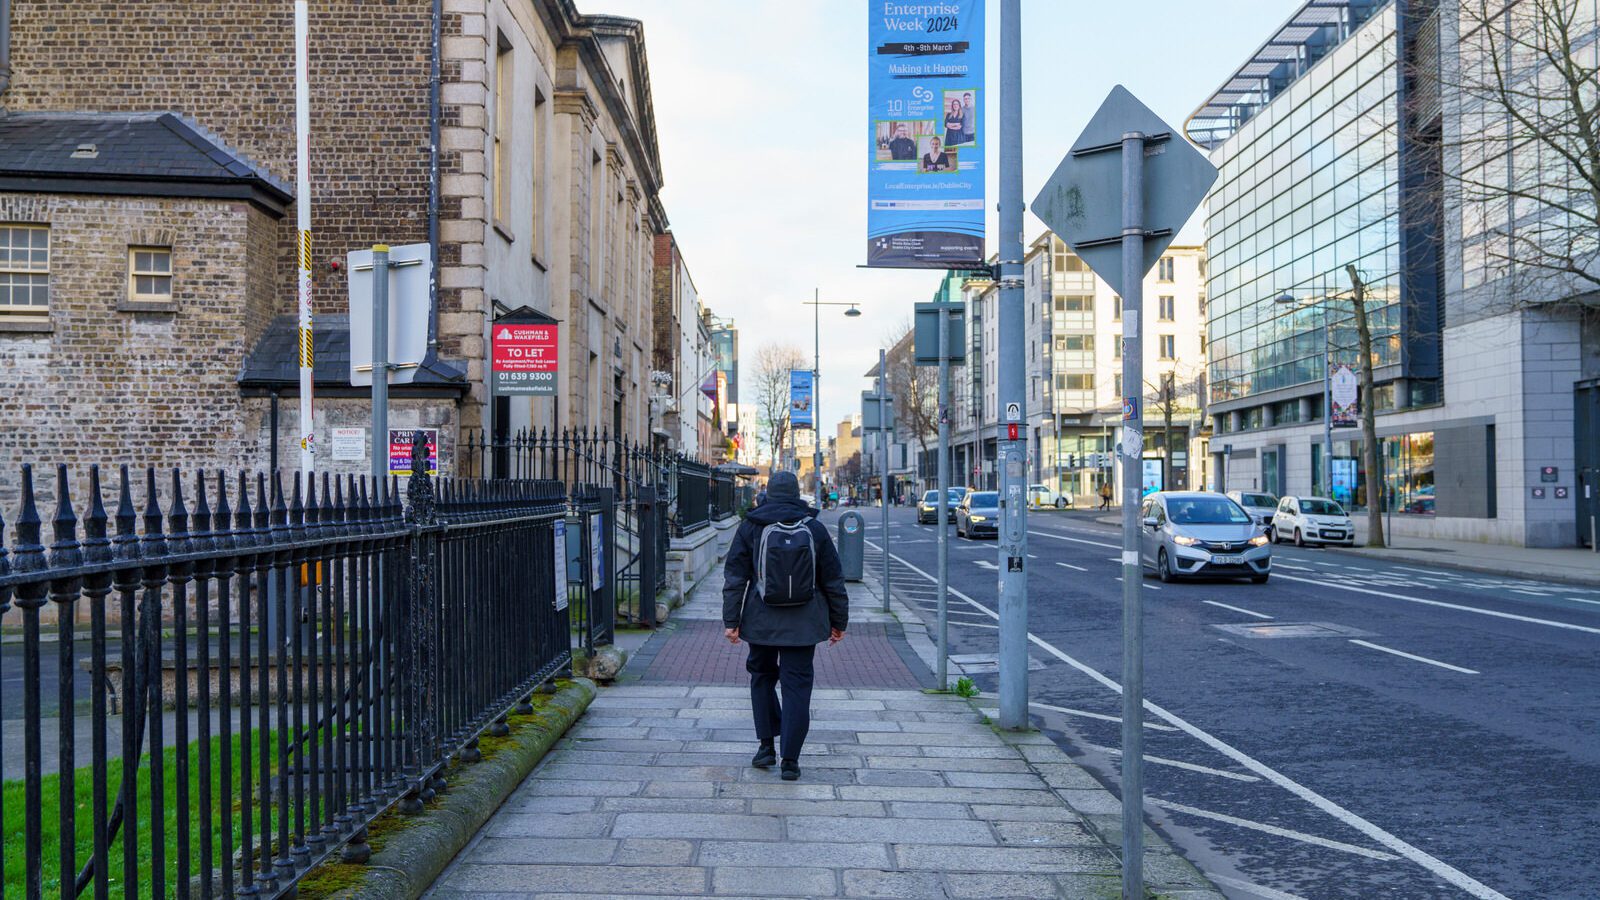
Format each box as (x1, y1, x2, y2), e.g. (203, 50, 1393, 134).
(0, 0, 669, 495)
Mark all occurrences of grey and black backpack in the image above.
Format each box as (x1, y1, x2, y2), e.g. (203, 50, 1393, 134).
(755, 518, 816, 607)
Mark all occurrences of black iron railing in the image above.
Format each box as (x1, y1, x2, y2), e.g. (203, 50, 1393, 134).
(0, 436, 568, 899)
(674, 460, 712, 537)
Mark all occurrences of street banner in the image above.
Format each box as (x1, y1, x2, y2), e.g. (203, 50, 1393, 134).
(866, 0, 985, 268)
(388, 428, 439, 476)
(1330, 365, 1359, 428)
(790, 370, 815, 428)
(552, 520, 569, 611)
(492, 310, 560, 396)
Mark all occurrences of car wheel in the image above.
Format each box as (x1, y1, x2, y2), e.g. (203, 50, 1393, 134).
(1294, 528, 1305, 547)
(1251, 573, 1270, 584)
(1055, 498, 1067, 509)
(1264, 527, 1275, 544)
(1157, 549, 1176, 583)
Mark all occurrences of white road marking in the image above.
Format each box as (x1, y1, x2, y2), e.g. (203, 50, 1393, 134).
(1201, 600, 1274, 620)
(1274, 562, 1314, 571)
(1150, 799, 1399, 861)
(1027, 553, 1040, 559)
(1275, 572, 1600, 636)
(974, 560, 998, 570)
(948, 620, 999, 630)
(1570, 598, 1600, 606)
(1392, 565, 1444, 576)
(1207, 873, 1314, 900)
(1084, 743, 1261, 783)
(1509, 588, 1550, 597)
(1029, 530, 1120, 550)
(1055, 562, 1088, 571)
(975, 695, 1179, 732)
(865, 539, 1514, 900)
(1348, 640, 1479, 675)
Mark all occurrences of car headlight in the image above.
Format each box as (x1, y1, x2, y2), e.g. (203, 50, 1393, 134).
(1249, 534, 1270, 547)
(969, 515, 987, 522)
(1172, 535, 1197, 546)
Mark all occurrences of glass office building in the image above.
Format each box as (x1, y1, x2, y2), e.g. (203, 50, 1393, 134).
(1187, 0, 1444, 505)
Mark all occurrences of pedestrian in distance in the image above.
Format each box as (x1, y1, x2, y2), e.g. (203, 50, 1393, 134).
(723, 471, 848, 782)
(1098, 481, 1113, 510)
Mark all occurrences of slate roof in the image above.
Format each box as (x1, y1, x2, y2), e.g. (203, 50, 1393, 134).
(238, 315, 468, 395)
(0, 111, 293, 212)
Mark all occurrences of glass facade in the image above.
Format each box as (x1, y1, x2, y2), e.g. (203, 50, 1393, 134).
(1203, 5, 1403, 408)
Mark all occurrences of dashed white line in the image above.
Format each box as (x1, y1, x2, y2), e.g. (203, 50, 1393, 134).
(1201, 600, 1274, 620)
(974, 560, 998, 570)
(1509, 588, 1550, 597)
(974, 695, 1179, 732)
(1348, 640, 1479, 675)
(1085, 743, 1261, 783)
(1274, 572, 1600, 636)
(865, 539, 1514, 900)
(1055, 562, 1088, 571)
(948, 620, 999, 630)
(1207, 873, 1314, 900)
(1150, 798, 1400, 861)
(1274, 562, 1314, 571)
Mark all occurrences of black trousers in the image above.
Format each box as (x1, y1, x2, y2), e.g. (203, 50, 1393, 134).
(746, 643, 816, 760)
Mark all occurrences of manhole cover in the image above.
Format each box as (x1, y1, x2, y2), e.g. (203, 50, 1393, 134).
(1210, 621, 1372, 639)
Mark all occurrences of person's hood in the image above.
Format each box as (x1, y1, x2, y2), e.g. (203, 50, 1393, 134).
(746, 496, 819, 525)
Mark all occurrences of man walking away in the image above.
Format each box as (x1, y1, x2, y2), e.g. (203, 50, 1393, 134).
(723, 471, 848, 781)
(1099, 481, 1113, 511)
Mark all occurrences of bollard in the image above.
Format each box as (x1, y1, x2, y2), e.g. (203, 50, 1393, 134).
(837, 512, 866, 582)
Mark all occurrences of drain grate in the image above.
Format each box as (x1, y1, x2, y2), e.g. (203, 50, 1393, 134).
(1210, 621, 1372, 639)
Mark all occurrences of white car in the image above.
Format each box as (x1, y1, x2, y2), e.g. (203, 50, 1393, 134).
(1226, 490, 1279, 534)
(1027, 484, 1073, 509)
(1272, 496, 1355, 547)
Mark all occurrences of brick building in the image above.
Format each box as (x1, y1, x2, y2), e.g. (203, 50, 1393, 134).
(0, 0, 668, 497)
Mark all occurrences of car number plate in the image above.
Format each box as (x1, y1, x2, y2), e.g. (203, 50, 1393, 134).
(1211, 554, 1243, 564)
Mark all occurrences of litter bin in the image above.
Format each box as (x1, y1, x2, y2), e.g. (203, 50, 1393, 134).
(837, 512, 866, 582)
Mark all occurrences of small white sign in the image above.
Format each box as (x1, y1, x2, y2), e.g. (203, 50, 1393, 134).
(1005, 401, 1022, 422)
(331, 428, 365, 461)
(553, 520, 569, 612)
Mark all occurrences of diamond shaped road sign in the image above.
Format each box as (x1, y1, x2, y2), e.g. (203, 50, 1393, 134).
(1031, 85, 1217, 298)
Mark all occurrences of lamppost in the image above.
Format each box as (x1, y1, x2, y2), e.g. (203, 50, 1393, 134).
(801, 290, 863, 502)
(1273, 287, 1340, 498)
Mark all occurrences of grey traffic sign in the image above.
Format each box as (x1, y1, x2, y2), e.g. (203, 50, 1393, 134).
(1031, 86, 1217, 298)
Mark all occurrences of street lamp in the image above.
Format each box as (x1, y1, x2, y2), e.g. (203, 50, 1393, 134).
(1274, 288, 1336, 499)
(802, 290, 863, 502)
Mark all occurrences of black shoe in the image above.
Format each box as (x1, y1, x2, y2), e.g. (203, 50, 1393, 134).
(780, 759, 800, 781)
(751, 745, 776, 769)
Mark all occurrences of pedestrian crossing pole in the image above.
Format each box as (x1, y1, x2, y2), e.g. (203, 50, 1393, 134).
(295, 0, 316, 473)
(995, 0, 1030, 732)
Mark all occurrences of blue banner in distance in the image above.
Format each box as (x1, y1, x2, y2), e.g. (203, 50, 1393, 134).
(790, 370, 815, 428)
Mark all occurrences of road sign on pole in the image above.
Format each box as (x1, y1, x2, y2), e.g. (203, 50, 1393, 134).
(1032, 84, 1217, 900)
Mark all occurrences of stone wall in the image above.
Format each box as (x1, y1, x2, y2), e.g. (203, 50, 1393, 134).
(0, 193, 276, 512)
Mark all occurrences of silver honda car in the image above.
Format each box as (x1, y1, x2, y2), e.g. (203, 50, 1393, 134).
(1140, 491, 1272, 583)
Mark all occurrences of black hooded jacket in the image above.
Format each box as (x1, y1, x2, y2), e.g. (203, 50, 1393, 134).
(722, 496, 850, 646)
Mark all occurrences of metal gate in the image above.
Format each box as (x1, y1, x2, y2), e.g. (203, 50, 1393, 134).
(1576, 380, 1600, 547)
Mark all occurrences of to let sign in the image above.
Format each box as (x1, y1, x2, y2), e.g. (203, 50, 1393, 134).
(492, 308, 560, 396)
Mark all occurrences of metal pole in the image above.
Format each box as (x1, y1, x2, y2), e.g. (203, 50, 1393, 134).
(1323, 300, 1333, 497)
(936, 303, 951, 689)
(879, 348, 891, 613)
(996, 0, 1029, 733)
(294, 0, 315, 472)
(371, 245, 391, 493)
(1118, 129, 1147, 900)
(814, 289, 823, 501)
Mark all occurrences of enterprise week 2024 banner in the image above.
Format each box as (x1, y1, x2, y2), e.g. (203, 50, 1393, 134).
(867, 1, 985, 268)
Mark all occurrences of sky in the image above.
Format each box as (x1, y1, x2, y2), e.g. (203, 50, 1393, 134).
(593, 0, 1288, 451)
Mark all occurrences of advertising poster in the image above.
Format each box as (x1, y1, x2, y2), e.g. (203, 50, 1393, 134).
(492, 319, 560, 396)
(552, 520, 569, 611)
(589, 513, 605, 591)
(388, 428, 439, 476)
(790, 370, 815, 428)
(866, 0, 985, 267)
(1142, 458, 1164, 497)
(1330, 365, 1359, 428)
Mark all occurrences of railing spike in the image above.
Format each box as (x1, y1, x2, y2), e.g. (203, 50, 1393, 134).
(83, 465, 112, 566)
(166, 467, 190, 556)
(213, 470, 234, 553)
(49, 464, 82, 570)
(141, 466, 168, 557)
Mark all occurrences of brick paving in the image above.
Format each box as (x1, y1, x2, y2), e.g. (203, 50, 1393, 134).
(425, 564, 1222, 899)
(639, 621, 924, 690)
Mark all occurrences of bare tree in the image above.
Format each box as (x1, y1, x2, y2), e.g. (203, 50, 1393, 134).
(882, 322, 938, 485)
(1422, 0, 1600, 303)
(1345, 264, 1388, 548)
(752, 343, 806, 469)
(1144, 363, 1204, 491)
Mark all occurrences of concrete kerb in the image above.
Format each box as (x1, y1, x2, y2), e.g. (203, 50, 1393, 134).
(861, 552, 1222, 899)
(299, 678, 597, 900)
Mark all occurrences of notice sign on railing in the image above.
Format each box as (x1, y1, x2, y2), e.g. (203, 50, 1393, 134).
(493, 318, 560, 396)
(866, 0, 985, 268)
